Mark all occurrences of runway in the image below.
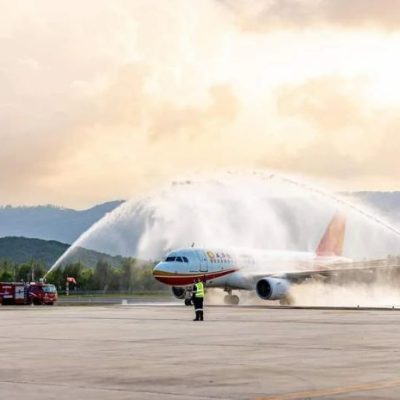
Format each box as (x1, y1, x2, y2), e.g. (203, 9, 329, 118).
(1, 305, 400, 400)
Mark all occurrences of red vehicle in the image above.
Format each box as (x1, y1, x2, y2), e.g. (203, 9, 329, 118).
(28, 282, 58, 305)
(0, 282, 58, 305)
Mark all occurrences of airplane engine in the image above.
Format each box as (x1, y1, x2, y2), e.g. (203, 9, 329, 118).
(171, 286, 186, 299)
(256, 277, 290, 300)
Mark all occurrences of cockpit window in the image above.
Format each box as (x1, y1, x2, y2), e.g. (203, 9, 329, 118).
(165, 255, 189, 262)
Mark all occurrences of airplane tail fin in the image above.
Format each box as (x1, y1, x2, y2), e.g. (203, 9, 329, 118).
(316, 213, 346, 257)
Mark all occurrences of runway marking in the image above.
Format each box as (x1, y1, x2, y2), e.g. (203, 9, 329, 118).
(256, 378, 400, 400)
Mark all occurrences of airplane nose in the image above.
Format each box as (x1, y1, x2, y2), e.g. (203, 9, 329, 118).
(153, 262, 161, 275)
(153, 262, 173, 284)
(153, 262, 167, 279)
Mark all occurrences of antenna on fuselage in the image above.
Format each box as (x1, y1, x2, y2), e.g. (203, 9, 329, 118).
(191, 242, 195, 247)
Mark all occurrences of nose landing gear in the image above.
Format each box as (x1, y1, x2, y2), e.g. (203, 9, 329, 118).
(184, 287, 193, 306)
(184, 298, 192, 306)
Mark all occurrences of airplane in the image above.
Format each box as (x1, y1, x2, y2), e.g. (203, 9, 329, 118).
(152, 213, 395, 305)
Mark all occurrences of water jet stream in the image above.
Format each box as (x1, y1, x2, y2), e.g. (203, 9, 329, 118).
(45, 170, 400, 279)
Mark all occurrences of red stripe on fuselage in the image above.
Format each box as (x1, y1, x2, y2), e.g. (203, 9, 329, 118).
(153, 268, 238, 286)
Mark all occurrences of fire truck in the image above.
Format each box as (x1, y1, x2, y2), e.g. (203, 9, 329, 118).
(0, 282, 58, 305)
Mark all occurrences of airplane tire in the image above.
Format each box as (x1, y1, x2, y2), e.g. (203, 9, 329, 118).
(224, 294, 240, 305)
(279, 295, 294, 306)
(184, 298, 192, 306)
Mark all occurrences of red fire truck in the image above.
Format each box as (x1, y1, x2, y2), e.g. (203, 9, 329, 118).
(0, 282, 58, 305)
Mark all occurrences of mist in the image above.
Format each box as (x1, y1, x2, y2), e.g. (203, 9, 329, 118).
(291, 281, 400, 307)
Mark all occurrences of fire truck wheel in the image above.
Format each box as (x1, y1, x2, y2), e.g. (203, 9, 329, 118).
(48, 302, 54, 306)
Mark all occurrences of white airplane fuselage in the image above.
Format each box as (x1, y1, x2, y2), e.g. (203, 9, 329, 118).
(153, 247, 350, 290)
(153, 213, 350, 302)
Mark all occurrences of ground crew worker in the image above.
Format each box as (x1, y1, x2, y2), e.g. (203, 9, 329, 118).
(192, 277, 205, 321)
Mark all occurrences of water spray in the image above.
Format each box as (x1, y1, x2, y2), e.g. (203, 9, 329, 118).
(265, 172, 400, 239)
(45, 170, 400, 280)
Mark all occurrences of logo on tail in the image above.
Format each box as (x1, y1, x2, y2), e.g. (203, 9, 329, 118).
(316, 213, 346, 257)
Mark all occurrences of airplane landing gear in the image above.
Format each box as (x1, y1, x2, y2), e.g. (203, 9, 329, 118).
(223, 288, 240, 305)
(279, 295, 294, 306)
(224, 294, 240, 305)
(184, 298, 192, 306)
(183, 286, 194, 306)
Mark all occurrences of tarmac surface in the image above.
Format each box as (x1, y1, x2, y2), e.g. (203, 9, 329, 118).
(1, 304, 400, 400)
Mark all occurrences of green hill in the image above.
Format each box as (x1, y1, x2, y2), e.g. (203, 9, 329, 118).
(0, 237, 123, 268)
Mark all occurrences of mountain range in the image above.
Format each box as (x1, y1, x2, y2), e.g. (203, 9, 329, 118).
(1, 194, 400, 245)
(0, 200, 124, 244)
(349, 192, 400, 219)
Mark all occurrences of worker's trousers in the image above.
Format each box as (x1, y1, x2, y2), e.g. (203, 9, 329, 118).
(193, 297, 204, 321)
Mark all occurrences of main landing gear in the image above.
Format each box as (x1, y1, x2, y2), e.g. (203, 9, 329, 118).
(224, 289, 240, 305)
(279, 295, 294, 306)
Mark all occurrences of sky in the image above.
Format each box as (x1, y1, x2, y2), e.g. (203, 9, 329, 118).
(1, 0, 400, 208)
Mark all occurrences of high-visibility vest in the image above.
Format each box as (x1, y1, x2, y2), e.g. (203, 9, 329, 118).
(195, 282, 204, 298)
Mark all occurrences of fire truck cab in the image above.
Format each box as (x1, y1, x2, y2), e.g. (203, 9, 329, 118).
(28, 282, 57, 305)
(0, 282, 58, 305)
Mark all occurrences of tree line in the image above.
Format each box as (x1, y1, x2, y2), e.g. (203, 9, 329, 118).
(0, 258, 166, 293)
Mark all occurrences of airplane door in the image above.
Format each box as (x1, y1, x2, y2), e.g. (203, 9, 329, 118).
(197, 251, 208, 272)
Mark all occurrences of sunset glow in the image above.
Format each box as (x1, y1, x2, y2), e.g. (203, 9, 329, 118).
(1, 0, 400, 206)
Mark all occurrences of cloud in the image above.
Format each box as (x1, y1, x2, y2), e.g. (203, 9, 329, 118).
(1, 0, 400, 207)
(0, 0, 244, 206)
(222, 0, 400, 31)
(148, 84, 239, 141)
(269, 76, 400, 181)
(276, 76, 364, 132)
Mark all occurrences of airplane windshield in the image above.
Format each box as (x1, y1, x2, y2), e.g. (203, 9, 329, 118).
(165, 256, 189, 263)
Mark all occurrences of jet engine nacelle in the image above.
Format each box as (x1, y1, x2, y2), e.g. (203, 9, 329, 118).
(171, 286, 186, 299)
(256, 277, 291, 300)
